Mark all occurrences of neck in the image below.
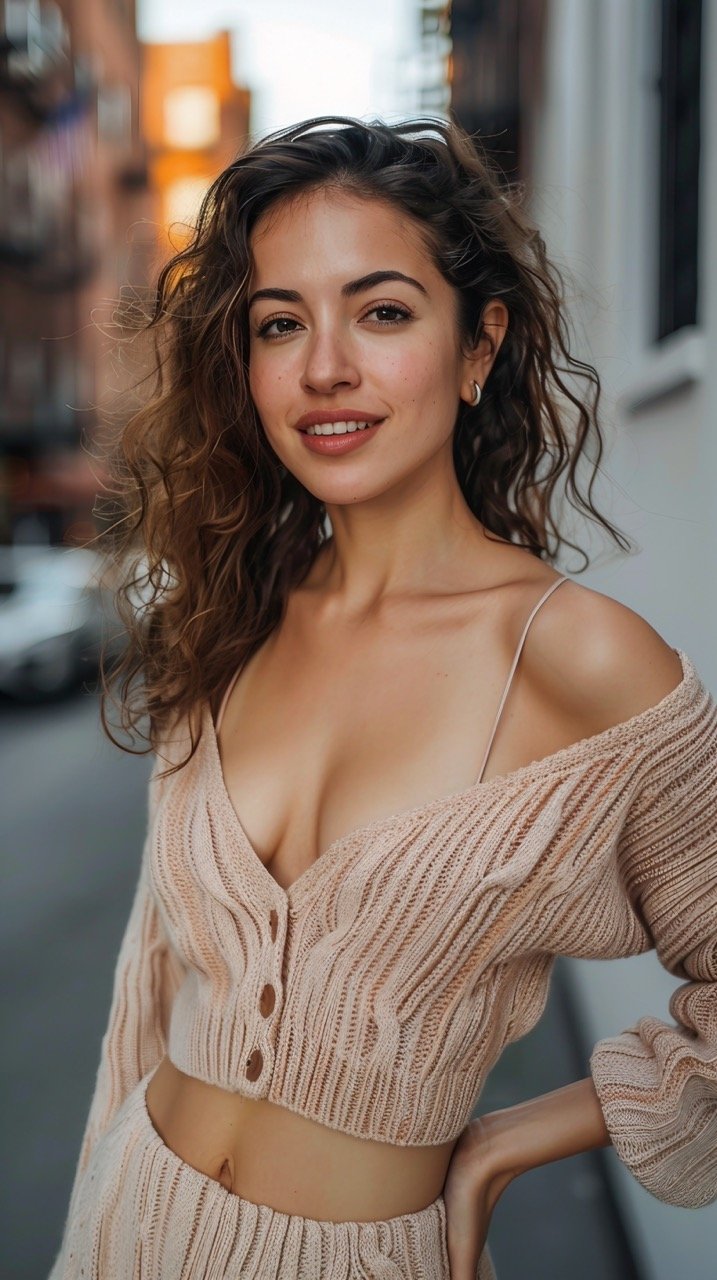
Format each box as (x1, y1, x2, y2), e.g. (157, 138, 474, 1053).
(313, 464, 505, 614)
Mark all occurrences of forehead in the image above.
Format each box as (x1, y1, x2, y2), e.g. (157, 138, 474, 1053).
(249, 187, 435, 280)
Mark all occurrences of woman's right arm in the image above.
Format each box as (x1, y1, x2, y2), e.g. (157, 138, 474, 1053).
(52, 755, 186, 1259)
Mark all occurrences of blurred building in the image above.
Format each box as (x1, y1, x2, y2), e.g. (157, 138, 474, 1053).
(0, 0, 154, 546)
(449, 0, 548, 183)
(0, 14, 253, 548)
(451, 2, 715, 1278)
(414, 2, 451, 117)
(141, 31, 251, 253)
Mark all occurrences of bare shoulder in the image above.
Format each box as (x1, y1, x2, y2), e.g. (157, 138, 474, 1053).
(523, 575, 685, 734)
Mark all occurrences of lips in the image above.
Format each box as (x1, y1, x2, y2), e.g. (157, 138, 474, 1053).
(298, 419, 384, 455)
(295, 409, 385, 431)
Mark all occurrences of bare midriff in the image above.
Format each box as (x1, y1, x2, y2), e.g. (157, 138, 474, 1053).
(144, 1055, 458, 1221)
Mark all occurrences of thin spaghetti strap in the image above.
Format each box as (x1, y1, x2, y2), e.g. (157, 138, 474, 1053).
(476, 575, 571, 784)
(214, 664, 243, 735)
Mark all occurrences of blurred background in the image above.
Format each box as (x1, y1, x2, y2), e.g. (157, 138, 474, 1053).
(1, 1, 714, 1277)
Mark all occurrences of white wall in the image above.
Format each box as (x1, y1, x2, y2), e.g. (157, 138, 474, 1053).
(527, 1, 717, 1276)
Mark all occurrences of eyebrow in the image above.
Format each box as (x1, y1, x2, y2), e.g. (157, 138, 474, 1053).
(247, 270, 429, 309)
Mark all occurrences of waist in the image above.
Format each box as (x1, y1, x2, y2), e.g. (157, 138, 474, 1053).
(145, 1056, 457, 1221)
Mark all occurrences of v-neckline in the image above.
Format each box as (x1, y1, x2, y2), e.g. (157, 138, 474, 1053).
(201, 646, 692, 904)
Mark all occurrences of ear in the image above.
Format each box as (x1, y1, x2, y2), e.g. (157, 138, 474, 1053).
(459, 299, 509, 405)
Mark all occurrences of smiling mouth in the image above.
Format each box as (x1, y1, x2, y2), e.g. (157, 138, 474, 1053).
(301, 420, 385, 437)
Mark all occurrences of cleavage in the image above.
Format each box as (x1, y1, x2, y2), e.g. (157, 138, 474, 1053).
(213, 602, 522, 884)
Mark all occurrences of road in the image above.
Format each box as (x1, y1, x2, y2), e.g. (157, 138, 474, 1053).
(1, 689, 640, 1279)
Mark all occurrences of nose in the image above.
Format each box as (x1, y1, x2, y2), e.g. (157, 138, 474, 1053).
(300, 326, 360, 396)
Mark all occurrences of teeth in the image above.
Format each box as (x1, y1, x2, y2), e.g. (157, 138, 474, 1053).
(305, 420, 376, 436)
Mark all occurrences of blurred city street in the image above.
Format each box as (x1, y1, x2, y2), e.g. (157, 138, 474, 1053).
(2, 690, 639, 1280)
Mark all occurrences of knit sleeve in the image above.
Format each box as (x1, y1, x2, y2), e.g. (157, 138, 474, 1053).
(589, 674, 717, 1207)
(69, 755, 186, 1183)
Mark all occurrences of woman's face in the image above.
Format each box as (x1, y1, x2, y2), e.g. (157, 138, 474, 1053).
(247, 186, 499, 505)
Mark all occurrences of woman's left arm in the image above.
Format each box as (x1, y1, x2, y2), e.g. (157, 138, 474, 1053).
(445, 663, 717, 1279)
(443, 1077, 611, 1279)
(587, 674, 717, 1210)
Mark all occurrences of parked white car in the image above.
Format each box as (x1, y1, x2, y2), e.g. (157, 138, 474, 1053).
(0, 545, 121, 698)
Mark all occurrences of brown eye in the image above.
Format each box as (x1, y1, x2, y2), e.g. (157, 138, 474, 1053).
(364, 304, 412, 326)
(256, 315, 302, 339)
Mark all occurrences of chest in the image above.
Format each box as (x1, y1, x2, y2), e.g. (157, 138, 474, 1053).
(213, 593, 580, 891)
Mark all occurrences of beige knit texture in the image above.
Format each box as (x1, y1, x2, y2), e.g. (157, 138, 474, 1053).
(68, 647, 717, 1219)
(53, 1076, 477, 1280)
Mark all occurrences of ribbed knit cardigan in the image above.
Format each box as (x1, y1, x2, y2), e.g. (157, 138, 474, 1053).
(67, 647, 717, 1216)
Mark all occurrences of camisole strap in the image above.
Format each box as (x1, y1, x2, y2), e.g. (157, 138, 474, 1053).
(216, 574, 571, 746)
(476, 574, 571, 784)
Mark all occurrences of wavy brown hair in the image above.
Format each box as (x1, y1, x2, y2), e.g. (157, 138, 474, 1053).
(99, 112, 631, 769)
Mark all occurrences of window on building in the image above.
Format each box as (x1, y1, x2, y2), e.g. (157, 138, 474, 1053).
(52, 348, 79, 426)
(164, 175, 211, 233)
(3, 0, 68, 81)
(107, 0, 133, 24)
(656, 0, 702, 339)
(7, 338, 45, 418)
(97, 82, 132, 148)
(163, 86, 221, 151)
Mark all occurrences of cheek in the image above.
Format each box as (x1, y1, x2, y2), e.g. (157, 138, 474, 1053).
(248, 352, 289, 424)
(373, 336, 456, 410)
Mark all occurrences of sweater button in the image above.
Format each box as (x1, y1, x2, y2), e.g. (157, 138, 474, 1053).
(259, 983, 276, 1017)
(269, 909, 279, 941)
(245, 1048, 263, 1081)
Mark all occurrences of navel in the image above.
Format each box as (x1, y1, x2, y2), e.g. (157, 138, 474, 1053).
(217, 1157, 234, 1193)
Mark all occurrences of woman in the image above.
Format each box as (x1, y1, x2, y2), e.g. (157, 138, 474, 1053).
(50, 116, 717, 1280)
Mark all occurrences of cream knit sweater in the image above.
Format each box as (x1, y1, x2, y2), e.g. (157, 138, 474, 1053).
(68, 646, 717, 1218)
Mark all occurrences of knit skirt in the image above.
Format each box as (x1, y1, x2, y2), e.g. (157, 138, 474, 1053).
(49, 1070, 496, 1280)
